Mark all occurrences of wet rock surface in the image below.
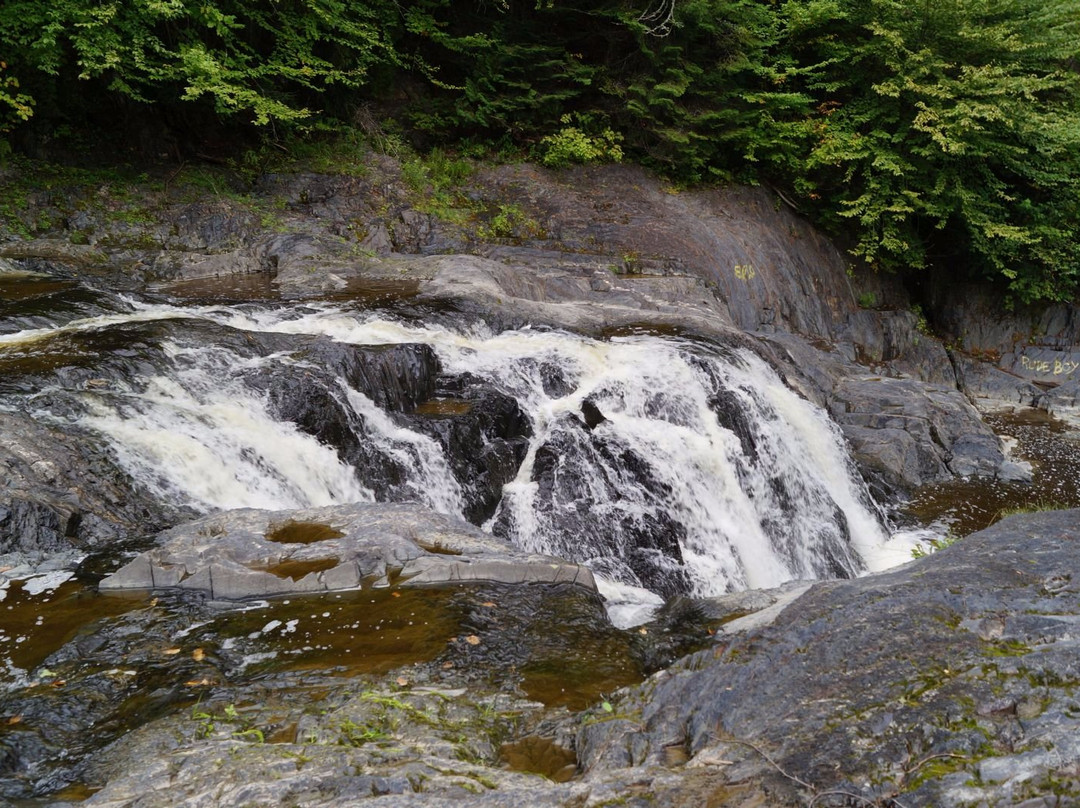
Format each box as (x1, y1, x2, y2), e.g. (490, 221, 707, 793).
(761, 332, 1016, 493)
(8, 512, 1079, 807)
(402, 377, 532, 525)
(0, 410, 186, 561)
(578, 510, 1080, 807)
(3, 159, 1052, 490)
(100, 503, 597, 598)
(5, 159, 1080, 808)
(0, 574, 641, 804)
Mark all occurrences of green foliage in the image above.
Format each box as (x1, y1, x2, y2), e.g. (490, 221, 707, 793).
(1, 0, 1078, 302)
(778, 0, 1080, 302)
(996, 500, 1068, 519)
(538, 114, 623, 168)
(0, 61, 34, 133)
(477, 203, 543, 241)
(338, 718, 388, 746)
(0, 0, 402, 126)
(400, 147, 477, 225)
(397, 1, 619, 142)
(911, 532, 960, 559)
(617, 0, 810, 182)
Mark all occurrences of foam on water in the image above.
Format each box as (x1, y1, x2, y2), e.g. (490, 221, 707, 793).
(9, 299, 903, 620)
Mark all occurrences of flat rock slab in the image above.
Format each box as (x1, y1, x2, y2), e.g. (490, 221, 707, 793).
(99, 502, 595, 599)
(578, 509, 1080, 807)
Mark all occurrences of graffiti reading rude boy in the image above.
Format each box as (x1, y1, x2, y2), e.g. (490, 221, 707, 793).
(1019, 355, 1080, 376)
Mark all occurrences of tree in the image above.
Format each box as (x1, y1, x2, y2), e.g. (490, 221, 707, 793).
(0, 0, 401, 127)
(772, 0, 1080, 301)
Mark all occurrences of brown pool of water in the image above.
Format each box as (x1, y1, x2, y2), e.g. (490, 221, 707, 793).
(0, 580, 146, 682)
(157, 272, 280, 302)
(0, 277, 77, 301)
(194, 587, 466, 678)
(159, 274, 421, 306)
(414, 398, 473, 416)
(903, 408, 1080, 537)
(500, 736, 578, 782)
(519, 646, 642, 712)
(265, 520, 344, 544)
(255, 558, 341, 581)
(600, 322, 691, 340)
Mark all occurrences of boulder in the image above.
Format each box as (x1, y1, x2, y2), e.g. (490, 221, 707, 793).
(99, 503, 596, 599)
(578, 509, 1080, 807)
(402, 377, 532, 525)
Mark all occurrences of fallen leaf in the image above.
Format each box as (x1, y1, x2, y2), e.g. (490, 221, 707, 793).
(481, 601, 496, 608)
(184, 678, 214, 687)
(148, 597, 159, 607)
(391, 591, 401, 598)
(395, 676, 409, 687)
(441, 662, 454, 670)
(6, 715, 22, 725)
(638, 627, 648, 635)
(192, 648, 206, 662)
(465, 635, 481, 646)
(163, 648, 181, 656)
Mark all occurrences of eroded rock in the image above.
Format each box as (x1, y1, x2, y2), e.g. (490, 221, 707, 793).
(578, 509, 1080, 807)
(99, 503, 596, 599)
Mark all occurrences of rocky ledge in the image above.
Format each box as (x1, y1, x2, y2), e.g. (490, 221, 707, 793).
(579, 508, 1080, 807)
(21, 509, 1075, 808)
(100, 503, 596, 599)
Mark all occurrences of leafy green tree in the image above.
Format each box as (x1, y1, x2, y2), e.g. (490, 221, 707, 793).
(616, 0, 811, 182)
(774, 0, 1080, 301)
(396, 0, 622, 145)
(0, 0, 401, 127)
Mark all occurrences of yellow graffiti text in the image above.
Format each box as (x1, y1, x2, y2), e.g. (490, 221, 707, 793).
(1020, 355, 1079, 376)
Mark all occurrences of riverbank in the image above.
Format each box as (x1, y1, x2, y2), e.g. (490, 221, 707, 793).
(3, 154, 1080, 806)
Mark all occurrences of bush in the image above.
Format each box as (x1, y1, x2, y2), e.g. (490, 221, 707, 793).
(538, 115, 623, 168)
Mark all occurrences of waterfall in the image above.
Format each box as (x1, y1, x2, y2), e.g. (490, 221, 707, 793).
(3, 298, 893, 612)
(79, 344, 377, 512)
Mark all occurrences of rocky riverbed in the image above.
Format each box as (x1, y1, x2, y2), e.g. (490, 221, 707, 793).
(3, 156, 1080, 806)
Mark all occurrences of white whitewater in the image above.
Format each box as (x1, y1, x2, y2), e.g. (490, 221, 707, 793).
(10, 300, 899, 610)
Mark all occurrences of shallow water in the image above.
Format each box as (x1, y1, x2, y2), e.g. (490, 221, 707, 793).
(902, 409, 1080, 538)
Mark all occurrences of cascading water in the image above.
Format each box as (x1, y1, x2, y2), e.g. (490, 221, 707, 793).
(1, 291, 896, 618)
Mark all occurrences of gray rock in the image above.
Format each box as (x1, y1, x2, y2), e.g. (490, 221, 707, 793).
(99, 503, 596, 599)
(830, 376, 1005, 486)
(950, 350, 1043, 409)
(0, 411, 186, 559)
(578, 509, 1080, 807)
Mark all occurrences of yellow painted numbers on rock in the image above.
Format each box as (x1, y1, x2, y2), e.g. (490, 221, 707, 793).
(733, 264, 756, 281)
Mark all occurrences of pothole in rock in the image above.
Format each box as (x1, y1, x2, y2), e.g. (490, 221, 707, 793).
(500, 735, 578, 782)
(254, 558, 342, 581)
(264, 521, 344, 544)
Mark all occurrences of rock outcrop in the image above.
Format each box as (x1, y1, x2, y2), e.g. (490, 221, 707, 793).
(577, 509, 1080, 807)
(20, 510, 1079, 808)
(100, 503, 596, 599)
